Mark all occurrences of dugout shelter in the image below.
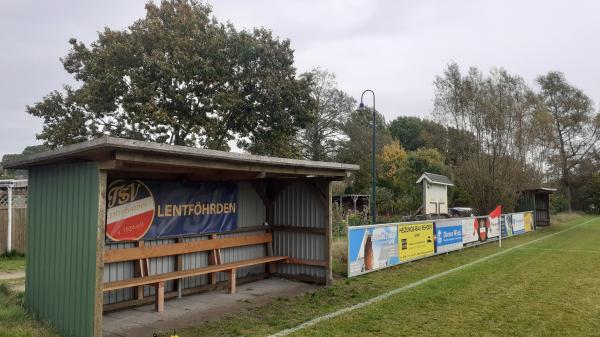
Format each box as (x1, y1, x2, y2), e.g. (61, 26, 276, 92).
(3, 136, 358, 337)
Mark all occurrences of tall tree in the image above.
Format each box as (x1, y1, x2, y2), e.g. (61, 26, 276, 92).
(337, 108, 393, 194)
(388, 116, 424, 151)
(378, 141, 450, 214)
(27, 0, 314, 157)
(434, 62, 540, 212)
(388, 116, 477, 165)
(297, 69, 355, 161)
(537, 72, 600, 211)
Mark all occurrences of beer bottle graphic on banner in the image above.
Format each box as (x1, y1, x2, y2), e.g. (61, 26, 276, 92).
(364, 234, 374, 271)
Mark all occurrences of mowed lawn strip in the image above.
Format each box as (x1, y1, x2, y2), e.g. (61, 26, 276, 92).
(0, 256, 25, 272)
(292, 216, 600, 337)
(176, 214, 598, 337)
(0, 283, 59, 337)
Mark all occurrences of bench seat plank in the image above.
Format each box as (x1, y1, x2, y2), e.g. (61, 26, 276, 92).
(104, 233, 273, 263)
(103, 255, 288, 291)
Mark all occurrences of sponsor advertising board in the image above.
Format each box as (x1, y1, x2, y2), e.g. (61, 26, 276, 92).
(488, 206, 501, 239)
(476, 217, 491, 242)
(106, 179, 238, 241)
(434, 219, 463, 254)
(348, 225, 399, 277)
(398, 222, 434, 261)
(346, 211, 534, 278)
(512, 212, 525, 235)
(524, 212, 534, 232)
(461, 217, 479, 245)
(500, 214, 514, 238)
(462, 217, 491, 245)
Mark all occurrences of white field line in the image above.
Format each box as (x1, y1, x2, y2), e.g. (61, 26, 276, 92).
(516, 247, 600, 254)
(268, 217, 599, 337)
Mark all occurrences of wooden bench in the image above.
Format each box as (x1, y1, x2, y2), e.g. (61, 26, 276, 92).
(103, 232, 287, 312)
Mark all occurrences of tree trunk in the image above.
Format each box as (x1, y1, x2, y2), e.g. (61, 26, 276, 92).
(552, 104, 572, 212)
(562, 173, 572, 212)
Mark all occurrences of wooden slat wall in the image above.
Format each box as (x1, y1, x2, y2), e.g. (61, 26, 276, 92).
(0, 207, 27, 253)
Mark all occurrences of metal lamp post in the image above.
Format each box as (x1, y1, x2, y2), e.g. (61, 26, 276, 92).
(359, 89, 376, 225)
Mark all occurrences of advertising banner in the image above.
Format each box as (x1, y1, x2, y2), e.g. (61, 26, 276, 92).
(106, 179, 238, 241)
(524, 212, 534, 232)
(434, 219, 463, 254)
(398, 222, 434, 261)
(512, 213, 525, 235)
(488, 206, 501, 239)
(461, 217, 479, 245)
(348, 225, 399, 277)
(346, 211, 537, 278)
(462, 217, 491, 246)
(500, 214, 514, 238)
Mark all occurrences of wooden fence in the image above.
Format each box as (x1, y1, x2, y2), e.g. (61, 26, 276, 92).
(0, 190, 27, 254)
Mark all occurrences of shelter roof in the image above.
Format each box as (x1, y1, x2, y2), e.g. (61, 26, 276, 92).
(3, 136, 359, 180)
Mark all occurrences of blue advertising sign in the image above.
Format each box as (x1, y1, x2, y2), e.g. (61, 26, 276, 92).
(106, 179, 238, 241)
(434, 219, 463, 254)
(500, 214, 514, 238)
(348, 225, 399, 277)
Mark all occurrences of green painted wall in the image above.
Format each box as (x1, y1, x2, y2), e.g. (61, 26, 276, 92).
(26, 162, 100, 337)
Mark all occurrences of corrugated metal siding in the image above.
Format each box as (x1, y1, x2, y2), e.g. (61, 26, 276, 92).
(26, 162, 99, 337)
(103, 242, 135, 304)
(103, 182, 268, 305)
(238, 182, 266, 226)
(272, 181, 327, 280)
(516, 191, 535, 212)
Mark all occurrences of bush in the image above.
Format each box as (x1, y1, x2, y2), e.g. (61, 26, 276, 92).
(550, 192, 570, 214)
(347, 212, 369, 227)
(332, 202, 346, 237)
(0, 251, 25, 259)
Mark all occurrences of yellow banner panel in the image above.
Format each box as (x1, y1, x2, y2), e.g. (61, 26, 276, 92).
(398, 222, 434, 261)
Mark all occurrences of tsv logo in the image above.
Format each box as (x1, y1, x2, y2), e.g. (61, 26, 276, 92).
(106, 180, 155, 241)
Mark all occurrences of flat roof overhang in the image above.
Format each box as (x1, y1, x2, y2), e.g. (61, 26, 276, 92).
(3, 136, 359, 181)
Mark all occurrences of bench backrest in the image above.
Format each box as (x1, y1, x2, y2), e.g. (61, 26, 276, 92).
(104, 232, 272, 264)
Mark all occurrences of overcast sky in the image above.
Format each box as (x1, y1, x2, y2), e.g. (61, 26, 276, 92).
(1, 0, 599, 156)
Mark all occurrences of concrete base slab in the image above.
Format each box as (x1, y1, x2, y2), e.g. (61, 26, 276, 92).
(102, 277, 317, 337)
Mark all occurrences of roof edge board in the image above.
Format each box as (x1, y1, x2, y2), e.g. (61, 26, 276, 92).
(3, 136, 359, 174)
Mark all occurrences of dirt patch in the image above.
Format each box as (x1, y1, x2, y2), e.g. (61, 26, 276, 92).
(0, 271, 25, 281)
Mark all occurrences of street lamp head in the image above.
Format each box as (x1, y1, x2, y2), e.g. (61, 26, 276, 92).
(358, 102, 365, 109)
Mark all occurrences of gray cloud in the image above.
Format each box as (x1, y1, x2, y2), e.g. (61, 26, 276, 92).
(1, 0, 598, 156)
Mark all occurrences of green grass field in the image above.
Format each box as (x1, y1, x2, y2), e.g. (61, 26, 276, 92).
(0, 256, 25, 272)
(0, 253, 57, 337)
(176, 214, 600, 337)
(0, 284, 58, 337)
(1, 214, 598, 337)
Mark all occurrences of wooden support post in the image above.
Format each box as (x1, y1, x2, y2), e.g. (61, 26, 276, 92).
(135, 241, 145, 300)
(155, 282, 164, 313)
(228, 268, 237, 294)
(266, 240, 276, 273)
(265, 180, 277, 274)
(208, 234, 221, 286)
(175, 237, 183, 298)
(323, 181, 333, 285)
(93, 170, 107, 337)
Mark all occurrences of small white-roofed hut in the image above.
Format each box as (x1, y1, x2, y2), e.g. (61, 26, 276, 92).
(416, 172, 454, 215)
